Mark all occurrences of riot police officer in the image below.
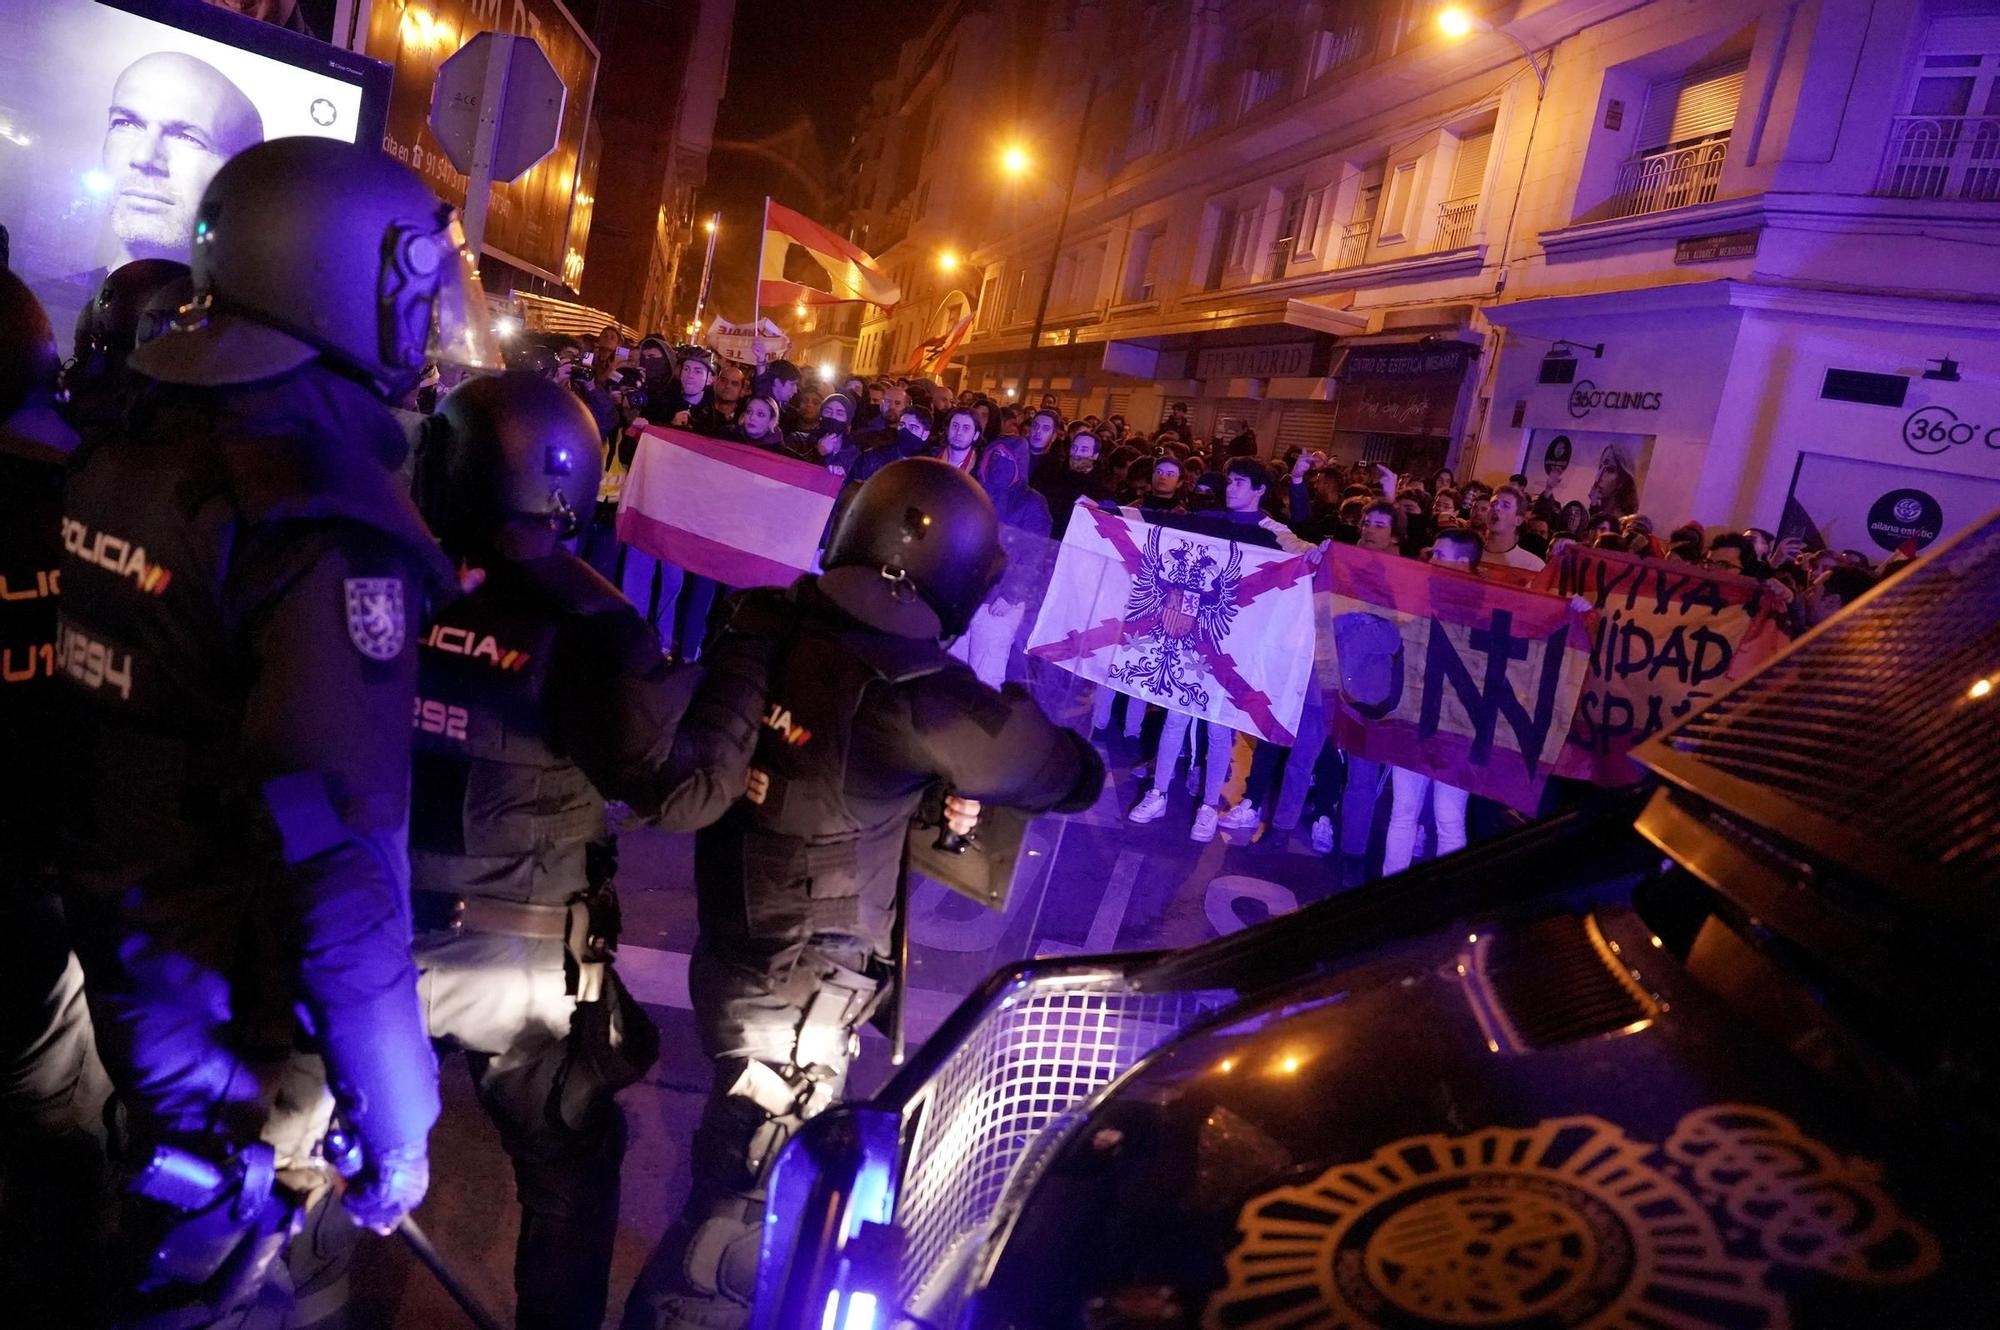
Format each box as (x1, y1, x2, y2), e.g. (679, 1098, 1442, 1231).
(53, 137, 499, 1327)
(0, 268, 114, 1326)
(61, 257, 189, 434)
(408, 371, 773, 1330)
(622, 459, 1107, 1330)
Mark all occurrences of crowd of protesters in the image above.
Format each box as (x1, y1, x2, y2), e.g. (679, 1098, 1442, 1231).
(489, 325, 1899, 887)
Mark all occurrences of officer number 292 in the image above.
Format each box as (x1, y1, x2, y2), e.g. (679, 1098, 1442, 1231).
(412, 697, 469, 741)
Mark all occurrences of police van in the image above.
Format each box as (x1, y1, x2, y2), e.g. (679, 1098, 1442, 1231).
(748, 512, 2000, 1330)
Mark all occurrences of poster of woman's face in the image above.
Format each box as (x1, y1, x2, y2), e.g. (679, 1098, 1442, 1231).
(1523, 429, 1653, 516)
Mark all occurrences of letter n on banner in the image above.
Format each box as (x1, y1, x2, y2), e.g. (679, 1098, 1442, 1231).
(1315, 546, 1592, 811)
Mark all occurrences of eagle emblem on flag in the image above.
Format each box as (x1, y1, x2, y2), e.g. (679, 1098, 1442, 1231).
(1111, 524, 1243, 709)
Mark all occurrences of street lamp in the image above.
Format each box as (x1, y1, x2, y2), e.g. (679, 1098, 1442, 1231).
(937, 250, 959, 273)
(692, 210, 721, 329)
(1006, 63, 1104, 405)
(1438, 7, 1548, 96)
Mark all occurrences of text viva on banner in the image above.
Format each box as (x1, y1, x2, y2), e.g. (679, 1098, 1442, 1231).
(1025, 503, 1317, 744)
(1531, 543, 1788, 784)
(1315, 545, 1592, 812)
(614, 426, 843, 587)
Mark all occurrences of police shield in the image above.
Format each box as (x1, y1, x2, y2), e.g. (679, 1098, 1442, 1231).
(905, 801, 1031, 912)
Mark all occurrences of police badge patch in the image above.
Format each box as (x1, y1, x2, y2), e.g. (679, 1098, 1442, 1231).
(344, 578, 406, 660)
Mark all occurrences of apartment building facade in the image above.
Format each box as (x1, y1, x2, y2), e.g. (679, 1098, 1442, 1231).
(846, 0, 2000, 545)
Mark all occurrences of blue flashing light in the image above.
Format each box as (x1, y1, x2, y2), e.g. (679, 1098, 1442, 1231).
(842, 1291, 880, 1330)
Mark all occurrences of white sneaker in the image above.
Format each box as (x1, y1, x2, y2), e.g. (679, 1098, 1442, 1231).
(1191, 805, 1219, 843)
(1310, 816, 1335, 854)
(1218, 801, 1260, 831)
(1128, 788, 1169, 824)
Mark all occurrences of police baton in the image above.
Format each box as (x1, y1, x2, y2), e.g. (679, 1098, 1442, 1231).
(888, 852, 911, 1067)
(397, 1215, 508, 1330)
(324, 1120, 506, 1330)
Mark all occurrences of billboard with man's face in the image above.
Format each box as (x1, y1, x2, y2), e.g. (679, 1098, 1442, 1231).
(0, 0, 387, 338)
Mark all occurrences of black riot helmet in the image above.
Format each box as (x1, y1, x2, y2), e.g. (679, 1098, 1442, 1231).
(1, 268, 61, 422)
(128, 137, 501, 400)
(136, 272, 195, 351)
(425, 371, 602, 555)
(67, 258, 189, 398)
(821, 458, 1005, 639)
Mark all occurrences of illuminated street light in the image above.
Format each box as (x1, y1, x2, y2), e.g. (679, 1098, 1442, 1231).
(938, 250, 959, 272)
(1438, 7, 1483, 38)
(1438, 7, 1548, 96)
(704, 217, 717, 233)
(794, 302, 807, 317)
(819, 363, 837, 383)
(999, 145, 1030, 176)
(492, 315, 521, 338)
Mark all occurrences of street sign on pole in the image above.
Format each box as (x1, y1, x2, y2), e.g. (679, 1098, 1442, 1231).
(429, 31, 566, 267)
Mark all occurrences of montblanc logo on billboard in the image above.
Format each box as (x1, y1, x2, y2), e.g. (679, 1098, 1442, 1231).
(1567, 379, 1663, 419)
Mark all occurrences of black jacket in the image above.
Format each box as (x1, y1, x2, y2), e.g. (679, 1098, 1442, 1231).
(411, 551, 768, 923)
(0, 400, 74, 883)
(53, 363, 455, 1158)
(692, 579, 1104, 964)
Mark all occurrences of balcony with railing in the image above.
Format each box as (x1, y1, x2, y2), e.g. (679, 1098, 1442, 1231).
(1606, 135, 1729, 220)
(1877, 116, 2000, 202)
(1433, 194, 1478, 250)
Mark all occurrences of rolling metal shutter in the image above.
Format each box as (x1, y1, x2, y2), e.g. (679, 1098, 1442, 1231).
(1275, 403, 1338, 456)
(1638, 59, 1748, 150)
(1449, 127, 1494, 198)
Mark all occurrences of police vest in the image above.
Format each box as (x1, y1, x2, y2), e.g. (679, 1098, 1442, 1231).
(0, 424, 71, 879)
(52, 386, 450, 899)
(696, 585, 950, 955)
(409, 554, 622, 910)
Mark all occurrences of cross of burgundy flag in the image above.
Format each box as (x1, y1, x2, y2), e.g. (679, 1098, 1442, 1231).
(1026, 504, 1317, 744)
(1317, 544, 1592, 811)
(615, 427, 844, 588)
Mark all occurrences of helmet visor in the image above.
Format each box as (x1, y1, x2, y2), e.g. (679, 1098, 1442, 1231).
(427, 216, 504, 374)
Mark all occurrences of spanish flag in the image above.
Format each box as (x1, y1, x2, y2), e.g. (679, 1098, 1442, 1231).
(757, 199, 901, 312)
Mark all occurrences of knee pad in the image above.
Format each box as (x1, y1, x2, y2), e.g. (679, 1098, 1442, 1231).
(682, 1214, 761, 1308)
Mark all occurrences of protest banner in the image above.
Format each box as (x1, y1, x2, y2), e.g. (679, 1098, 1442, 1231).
(1026, 504, 1316, 744)
(1316, 545, 1592, 811)
(1533, 544, 1785, 784)
(615, 427, 842, 587)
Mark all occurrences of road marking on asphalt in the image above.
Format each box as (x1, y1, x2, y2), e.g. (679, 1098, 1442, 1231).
(1034, 848, 1144, 956)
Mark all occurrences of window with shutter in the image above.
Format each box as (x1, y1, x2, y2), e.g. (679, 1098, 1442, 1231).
(1449, 127, 1493, 199)
(1637, 59, 1748, 152)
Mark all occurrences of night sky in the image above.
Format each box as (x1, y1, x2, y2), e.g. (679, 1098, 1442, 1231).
(695, 0, 910, 320)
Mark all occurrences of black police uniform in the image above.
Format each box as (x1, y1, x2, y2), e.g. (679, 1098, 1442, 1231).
(0, 368, 113, 1325)
(409, 548, 769, 1330)
(54, 363, 454, 1323)
(622, 576, 1105, 1330)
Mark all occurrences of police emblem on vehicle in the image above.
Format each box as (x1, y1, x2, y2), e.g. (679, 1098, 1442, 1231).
(344, 578, 405, 660)
(1205, 1106, 1936, 1329)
